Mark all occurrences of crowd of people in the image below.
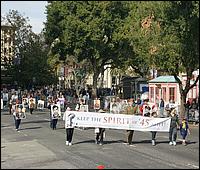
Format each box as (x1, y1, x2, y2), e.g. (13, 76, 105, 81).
(1, 86, 198, 147)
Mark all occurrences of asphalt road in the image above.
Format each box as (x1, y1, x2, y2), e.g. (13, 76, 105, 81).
(1, 109, 199, 169)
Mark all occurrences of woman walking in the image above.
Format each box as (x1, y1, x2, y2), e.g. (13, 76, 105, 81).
(63, 107, 75, 146)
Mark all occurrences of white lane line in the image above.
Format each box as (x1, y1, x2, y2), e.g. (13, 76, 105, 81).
(187, 163, 199, 169)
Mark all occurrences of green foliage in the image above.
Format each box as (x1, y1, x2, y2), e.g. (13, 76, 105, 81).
(2, 10, 57, 88)
(44, 1, 131, 89)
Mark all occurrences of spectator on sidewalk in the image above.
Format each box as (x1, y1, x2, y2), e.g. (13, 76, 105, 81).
(159, 98, 165, 118)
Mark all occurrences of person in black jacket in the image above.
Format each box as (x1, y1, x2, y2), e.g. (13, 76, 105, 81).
(169, 109, 179, 146)
(95, 109, 106, 145)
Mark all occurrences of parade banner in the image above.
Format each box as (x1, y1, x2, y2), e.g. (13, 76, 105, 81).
(64, 111, 171, 132)
(3, 93, 8, 102)
(51, 104, 62, 119)
(22, 98, 29, 108)
(79, 105, 88, 112)
(37, 100, 45, 110)
(14, 104, 26, 119)
(94, 99, 100, 110)
(1, 99, 3, 110)
(110, 102, 120, 114)
(29, 98, 36, 109)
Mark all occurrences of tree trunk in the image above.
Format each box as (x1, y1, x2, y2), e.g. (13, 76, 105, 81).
(92, 72, 98, 99)
(179, 92, 187, 119)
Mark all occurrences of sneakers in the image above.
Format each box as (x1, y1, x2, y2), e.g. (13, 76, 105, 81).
(66, 141, 72, 146)
(169, 141, 173, 145)
(182, 141, 186, 146)
(173, 141, 176, 146)
(152, 140, 155, 146)
(99, 142, 103, 146)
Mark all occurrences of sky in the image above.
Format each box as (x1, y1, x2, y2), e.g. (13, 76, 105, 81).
(1, 1, 48, 34)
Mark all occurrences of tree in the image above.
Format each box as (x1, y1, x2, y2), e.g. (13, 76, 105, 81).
(119, 1, 199, 117)
(44, 1, 131, 97)
(2, 10, 57, 88)
(155, 1, 199, 118)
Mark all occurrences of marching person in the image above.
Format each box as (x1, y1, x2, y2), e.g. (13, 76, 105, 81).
(169, 108, 179, 146)
(47, 96, 54, 128)
(51, 104, 61, 130)
(13, 104, 26, 131)
(124, 99, 136, 145)
(29, 97, 35, 114)
(180, 117, 190, 145)
(63, 107, 75, 146)
(95, 109, 106, 145)
(150, 111, 158, 146)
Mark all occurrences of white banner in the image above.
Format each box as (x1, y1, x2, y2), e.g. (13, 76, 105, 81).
(14, 104, 26, 119)
(51, 104, 62, 119)
(64, 111, 171, 132)
(37, 100, 45, 110)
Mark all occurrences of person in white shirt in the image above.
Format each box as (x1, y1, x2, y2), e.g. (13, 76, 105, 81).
(63, 107, 75, 146)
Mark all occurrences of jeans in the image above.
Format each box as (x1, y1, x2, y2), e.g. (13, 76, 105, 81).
(14, 117, 21, 129)
(52, 119, 58, 130)
(169, 127, 177, 142)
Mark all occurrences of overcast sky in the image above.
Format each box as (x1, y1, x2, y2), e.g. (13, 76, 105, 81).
(1, 1, 48, 33)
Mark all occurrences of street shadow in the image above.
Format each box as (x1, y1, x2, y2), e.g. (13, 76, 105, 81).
(129, 139, 151, 144)
(104, 140, 124, 144)
(1, 124, 13, 128)
(73, 139, 95, 145)
(73, 139, 124, 145)
(19, 126, 42, 130)
(184, 141, 197, 145)
(1, 113, 12, 115)
(22, 120, 50, 124)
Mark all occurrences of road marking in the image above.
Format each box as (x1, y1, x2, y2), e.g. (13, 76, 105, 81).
(187, 163, 199, 169)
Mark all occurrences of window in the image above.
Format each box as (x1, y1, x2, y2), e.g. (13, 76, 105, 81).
(8, 37, 11, 45)
(150, 87, 154, 102)
(155, 87, 159, 97)
(9, 48, 12, 53)
(162, 87, 166, 101)
(169, 87, 175, 102)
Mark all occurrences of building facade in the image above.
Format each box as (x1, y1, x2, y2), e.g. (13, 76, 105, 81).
(148, 73, 199, 106)
(1, 25, 16, 86)
(1, 25, 15, 69)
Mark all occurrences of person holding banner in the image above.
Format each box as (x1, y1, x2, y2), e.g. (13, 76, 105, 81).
(169, 109, 179, 146)
(63, 107, 75, 146)
(125, 99, 135, 145)
(95, 109, 106, 145)
(150, 111, 158, 146)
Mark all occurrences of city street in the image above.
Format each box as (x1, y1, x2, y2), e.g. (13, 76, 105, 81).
(1, 109, 199, 169)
